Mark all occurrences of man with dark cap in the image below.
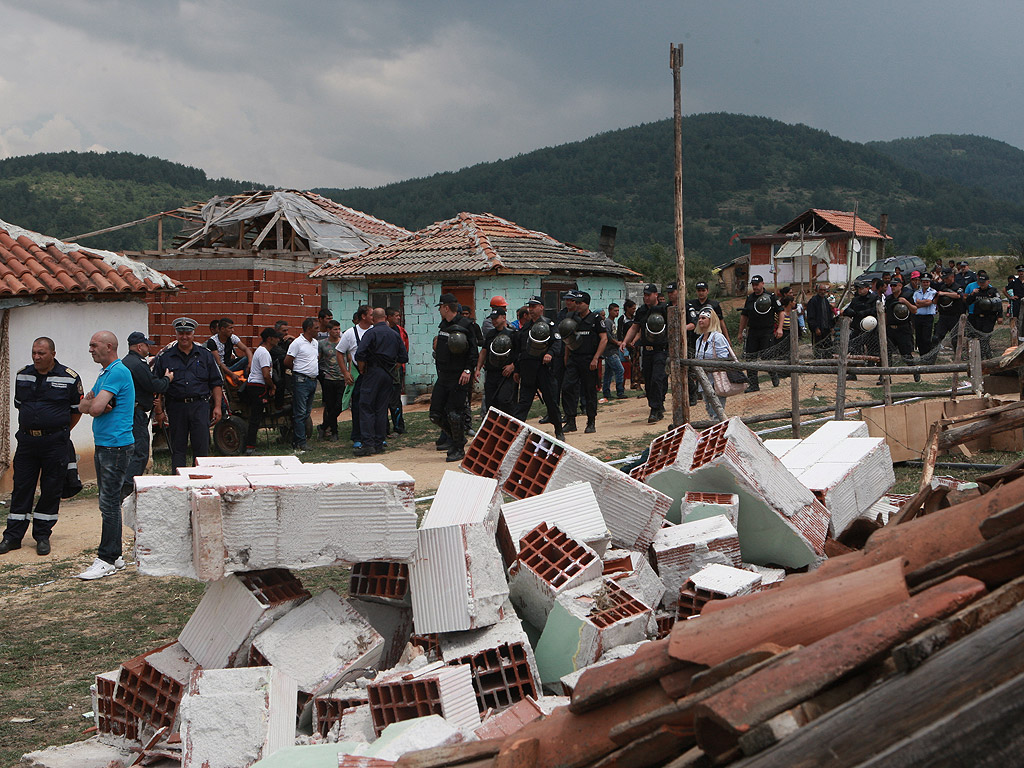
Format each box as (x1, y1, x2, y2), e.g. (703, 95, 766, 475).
(0, 337, 83, 556)
(737, 275, 781, 391)
(152, 317, 224, 473)
(560, 291, 606, 433)
(885, 277, 920, 382)
(666, 282, 680, 307)
(965, 270, 1003, 358)
(121, 331, 174, 498)
(912, 273, 937, 358)
(431, 293, 478, 461)
(955, 261, 976, 290)
(1007, 265, 1024, 341)
(513, 297, 564, 440)
(622, 284, 669, 423)
(354, 308, 408, 456)
(842, 279, 880, 380)
(806, 281, 836, 358)
(475, 307, 518, 417)
(549, 290, 579, 423)
(932, 268, 966, 351)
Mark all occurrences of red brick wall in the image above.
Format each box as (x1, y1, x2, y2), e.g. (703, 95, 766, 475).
(749, 243, 772, 265)
(146, 268, 322, 347)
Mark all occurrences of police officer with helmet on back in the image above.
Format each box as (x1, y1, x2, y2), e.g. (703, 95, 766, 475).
(513, 297, 564, 440)
(966, 270, 1003, 359)
(431, 293, 478, 462)
(884, 276, 920, 382)
(932, 267, 966, 351)
(623, 283, 670, 423)
(841, 279, 880, 381)
(475, 306, 518, 417)
(560, 291, 607, 434)
(737, 275, 781, 392)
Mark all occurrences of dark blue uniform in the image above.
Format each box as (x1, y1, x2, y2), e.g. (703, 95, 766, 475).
(561, 310, 607, 429)
(430, 316, 478, 457)
(512, 317, 563, 433)
(3, 362, 83, 544)
(152, 343, 223, 473)
(121, 349, 171, 497)
(354, 321, 408, 453)
(633, 303, 670, 415)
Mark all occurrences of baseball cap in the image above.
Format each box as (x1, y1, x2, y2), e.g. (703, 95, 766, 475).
(489, 308, 507, 318)
(172, 317, 198, 332)
(128, 331, 156, 345)
(667, 282, 679, 292)
(959, 261, 969, 267)
(854, 279, 871, 289)
(889, 278, 902, 286)
(527, 295, 544, 306)
(750, 275, 764, 284)
(977, 270, 990, 280)
(643, 283, 658, 294)
(941, 267, 954, 275)
(1016, 264, 1024, 271)
(436, 293, 458, 306)
(489, 295, 508, 307)
(577, 291, 592, 305)
(695, 281, 709, 290)
(910, 270, 922, 278)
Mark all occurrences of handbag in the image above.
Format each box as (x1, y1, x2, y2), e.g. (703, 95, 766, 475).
(698, 333, 746, 397)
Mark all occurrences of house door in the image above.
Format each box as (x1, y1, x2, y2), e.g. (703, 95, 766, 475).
(442, 285, 476, 316)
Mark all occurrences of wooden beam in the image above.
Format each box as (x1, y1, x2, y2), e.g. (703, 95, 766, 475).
(835, 317, 851, 420)
(970, 337, 984, 395)
(875, 300, 892, 406)
(790, 319, 801, 436)
(950, 313, 968, 398)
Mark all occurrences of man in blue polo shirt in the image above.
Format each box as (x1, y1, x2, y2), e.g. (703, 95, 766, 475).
(76, 331, 135, 580)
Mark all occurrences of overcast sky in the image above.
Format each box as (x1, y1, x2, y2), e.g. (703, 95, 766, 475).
(1, 0, 1021, 190)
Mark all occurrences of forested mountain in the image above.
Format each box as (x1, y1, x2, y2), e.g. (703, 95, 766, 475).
(2, 116, 1024, 272)
(867, 134, 1024, 208)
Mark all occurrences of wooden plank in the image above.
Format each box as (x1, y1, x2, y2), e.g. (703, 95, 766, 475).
(970, 337, 984, 394)
(875, 300, 892, 406)
(395, 740, 504, 768)
(950, 313, 968, 398)
(730, 602, 1024, 768)
(790, 322, 801, 437)
(835, 317, 851, 420)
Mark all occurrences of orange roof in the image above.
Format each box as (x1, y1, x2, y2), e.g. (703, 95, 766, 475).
(310, 212, 638, 279)
(0, 220, 179, 299)
(776, 209, 890, 239)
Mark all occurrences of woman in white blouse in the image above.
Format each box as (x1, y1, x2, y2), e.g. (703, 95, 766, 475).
(694, 308, 732, 418)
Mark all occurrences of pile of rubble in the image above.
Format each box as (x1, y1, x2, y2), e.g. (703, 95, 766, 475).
(23, 410, 1024, 767)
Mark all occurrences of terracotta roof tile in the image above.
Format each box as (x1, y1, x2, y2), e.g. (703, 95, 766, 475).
(0, 219, 180, 299)
(310, 212, 638, 280)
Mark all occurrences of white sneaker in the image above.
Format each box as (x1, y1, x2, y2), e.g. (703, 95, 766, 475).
(114, 557, 126, 570)
(76, 558, 116, 580)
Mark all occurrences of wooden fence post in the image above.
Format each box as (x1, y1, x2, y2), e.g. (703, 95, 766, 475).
(950, 314, 968, 399)
(790, 320, 801, 437)
(835, 317, 851, 421)
(875, 300, 892, 406)
(969, 338, 984, 396)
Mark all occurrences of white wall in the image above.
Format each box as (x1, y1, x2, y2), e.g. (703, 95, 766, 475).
(4, 299, 150, 485)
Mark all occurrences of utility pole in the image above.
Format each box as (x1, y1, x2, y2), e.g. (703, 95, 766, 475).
(670, 42, 690, 426)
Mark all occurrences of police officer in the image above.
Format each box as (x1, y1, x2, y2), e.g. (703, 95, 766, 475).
(932, 268, 966, 351)
(513, 297, 564, 440)
(560, 291, 607, 434)
(912, 273, 937, 358)
(737, 275, 781, 391)
(152, 317, 224, 474)
(475, 307, 518, 417)
(884, 277, 920, 382)
(431, 293, 478, 462)
(549, 290, 579, 423)
(121, 331, 173, 498)
(966, 270, 1003, 359)
(354, 308, 409, 456)
(1005, 264, 1024, 340)
(0, 337, 83, 556)
(954, 261, 976, 290)
(623, 284, 670, 423)
(842, 279, 879, 380)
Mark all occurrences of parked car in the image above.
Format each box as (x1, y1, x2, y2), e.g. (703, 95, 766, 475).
(855, 255, 928, 284)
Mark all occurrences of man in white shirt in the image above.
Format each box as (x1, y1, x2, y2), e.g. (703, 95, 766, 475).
(244, 327, 281, 454)
(284, 317, 319, 453)
(335, 305, 372, 450)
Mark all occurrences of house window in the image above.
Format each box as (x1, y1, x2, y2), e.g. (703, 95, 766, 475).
(856, 239, 870, 268)
(540, 280, 578, 321)
(369, 289, 404, 318)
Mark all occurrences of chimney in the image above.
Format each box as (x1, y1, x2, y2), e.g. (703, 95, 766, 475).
(598, 226, 617, 259)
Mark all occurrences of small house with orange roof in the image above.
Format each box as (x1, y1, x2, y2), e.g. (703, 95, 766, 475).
(740, 209, 891, 288)
(0, 217, 178, 487)
(310, 212, 639, 389)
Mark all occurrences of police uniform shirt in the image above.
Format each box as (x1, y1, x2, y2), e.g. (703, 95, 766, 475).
(843, 291, 879, 322)
(153, 342, 222, 400)
(967, 283, 1002, 315)
(633, 303, 670, 348)
(936, 282, 965, 314)
(14, 361, 83, 431)
(435, 316, 478, 372)
(568, 310, 607, 358)
(912, 286, 937, 315)
(885, 291, 913, 325)
(355, 322, 408, 369)
(482, 327, 516, 371)
(515, 317, 560, 364)
(1007, 276, 1024, 302)
(741, 292, 782, 329)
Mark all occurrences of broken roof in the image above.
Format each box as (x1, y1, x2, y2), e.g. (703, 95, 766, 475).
(309, 212, 639, 280)
(0, 218, 179, 298)
(741, 208, 891, 244)
(173, 190, 410, 256)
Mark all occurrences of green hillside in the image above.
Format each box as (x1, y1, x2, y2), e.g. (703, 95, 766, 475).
(3, 116, 1024, 276)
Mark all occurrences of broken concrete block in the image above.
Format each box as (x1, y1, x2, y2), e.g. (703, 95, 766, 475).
(533, 579, 652, 685)
(178, 569, 311, 669)
(628, 424, 701, 486)
(409, 472, 509, 634)
(602, 548, 667, 610)
(803, 419, 870, 442)
(743, 563, 787, 589)
(365, 663, 480, 737)
(499, 482, 611, 560)
(508, 523, 603, 629)
(438, 603, 541, 713)
(680, 491, 740, 527)
(93, 669, 138, 746)
(763, 438, 801, 459)
(190, 487, 226, 581)
(646, 418, 831, 569)
(677, 563, 763, 618)
(651, 516, 741, 610)
(350, 597, 414, 671)
(463, 409, 670, 551)
(180, 666, 297, 768)
(21, 738, 135, 768)
(251, 589, 384, 702)
(115, 641, 199, 735)
(349, 561, 410, 605)
(312, 687, 369, 739)
(193, 455, 304, 470)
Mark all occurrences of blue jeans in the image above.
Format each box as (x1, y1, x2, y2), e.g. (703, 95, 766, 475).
(94, 445, 131, 564)
(292, 373, 317, 446)
(602, 351, 625, 398)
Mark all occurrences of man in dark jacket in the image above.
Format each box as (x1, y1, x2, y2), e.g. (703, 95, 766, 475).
(738, 275, 781, 391)
(842, 280, 880, 381)
(354, 308, 408, 456)
(121, 332, 173, 498)
(513, 297, 564, 439)
(561, 292, 607, 434)
(806, 282, 836, 358)
(431, 294, 479, 462)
